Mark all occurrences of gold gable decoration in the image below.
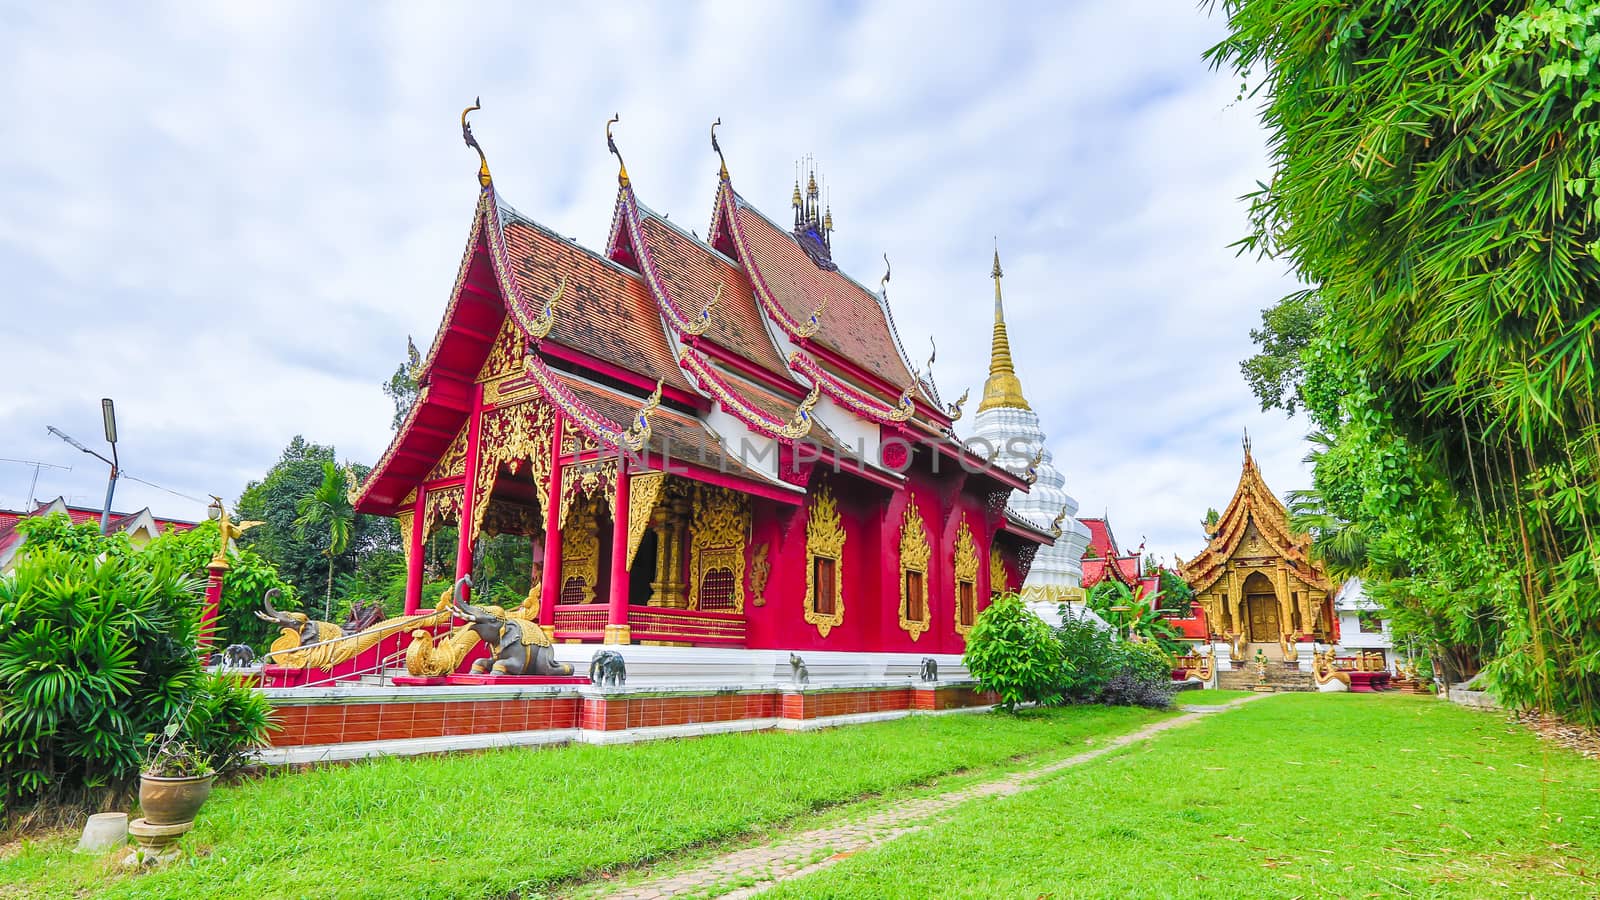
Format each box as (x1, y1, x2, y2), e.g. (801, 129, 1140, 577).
(429, 426, 470, 483)
(804, 484, 846, 637)
(896, 496, 932, 641)
(688, 484, 750, 613)
(953, 516, 979, 636)
(478, 317, 526, 384)
(470, 398, 556, 544)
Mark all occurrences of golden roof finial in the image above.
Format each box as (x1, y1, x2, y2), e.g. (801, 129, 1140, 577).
(461, 97, 491, 189)
(978, 241, 1030, 413)
(711, 117, 728, 181)
(606, 113, 628, 186)
(1243, 428, 1252, 461)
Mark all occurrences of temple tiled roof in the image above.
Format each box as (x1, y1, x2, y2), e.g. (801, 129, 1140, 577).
(502, 212, 692, 394)
(634, 212, 791, 380)
(730, 197, 923, 397)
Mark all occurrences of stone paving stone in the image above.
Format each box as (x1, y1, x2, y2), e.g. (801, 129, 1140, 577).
(601, 699, 1256, 899)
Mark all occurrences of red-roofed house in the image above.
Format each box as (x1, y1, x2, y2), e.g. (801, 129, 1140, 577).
(0, 497, 198, 570)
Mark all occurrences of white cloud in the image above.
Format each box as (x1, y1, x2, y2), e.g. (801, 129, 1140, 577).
(0, 0, 1309, 563)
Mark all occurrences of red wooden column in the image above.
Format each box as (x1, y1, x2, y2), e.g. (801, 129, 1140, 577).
(538, 415, 564, 638)
(403, 486, 427, 615)
(604, 459, 631, 644)
(455, 385, 486, 593)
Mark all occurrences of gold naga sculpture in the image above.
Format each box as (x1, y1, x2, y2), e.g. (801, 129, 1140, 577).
(256, 589, 450, 671)
(1278, 631, 1302, 663)
(1190, 644, 1216, 683)
(1312, 647, 1351, 691)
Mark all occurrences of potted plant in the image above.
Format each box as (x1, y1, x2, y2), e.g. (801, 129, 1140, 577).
(139, 717, 216, 827)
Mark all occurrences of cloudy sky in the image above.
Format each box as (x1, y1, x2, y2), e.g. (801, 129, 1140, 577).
(0, 1, 1308, 565)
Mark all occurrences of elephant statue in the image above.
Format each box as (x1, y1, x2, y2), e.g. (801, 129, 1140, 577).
(789, 653, 810, 685)
(254, 589, 341, 652)
(918, 657, 938, 683)
(450, 579, 574, 677)
(220, 644, 257, 668)
(589, 650, 626, 687)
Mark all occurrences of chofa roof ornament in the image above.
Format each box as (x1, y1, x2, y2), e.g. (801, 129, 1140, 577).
(606, 113, 628, 186)
(461, 97, 491, 189)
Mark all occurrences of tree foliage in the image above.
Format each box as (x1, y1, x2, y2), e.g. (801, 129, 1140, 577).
(237, 436, 395, 610)
(1211, 0, 1600, 721)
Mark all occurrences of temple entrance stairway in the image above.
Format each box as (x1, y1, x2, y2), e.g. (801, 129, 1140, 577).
(1217, 654, 1317, 692)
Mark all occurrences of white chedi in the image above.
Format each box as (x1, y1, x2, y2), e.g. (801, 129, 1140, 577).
(963, 249, 1094, 629)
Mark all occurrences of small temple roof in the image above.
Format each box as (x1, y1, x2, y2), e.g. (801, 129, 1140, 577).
(977, 248, 1030, 413)
(1179, 439, 1330, 594)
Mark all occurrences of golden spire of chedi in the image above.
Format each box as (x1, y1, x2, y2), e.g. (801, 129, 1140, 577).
(978, 246, 1031, 412)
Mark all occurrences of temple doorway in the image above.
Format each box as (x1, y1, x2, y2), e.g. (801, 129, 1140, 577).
(1246, 595, 1279, 643)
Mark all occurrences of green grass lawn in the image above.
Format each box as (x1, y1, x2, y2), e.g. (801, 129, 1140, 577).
(1175, 688, 1255, 707)
(765, 693, 1600, 899)
(0, 705, 1165, 900)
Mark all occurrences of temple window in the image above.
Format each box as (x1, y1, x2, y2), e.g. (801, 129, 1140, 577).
(1358, 611, 1383, 633)
(804, 486, 846, 636)
(688, 484, 750, 613)
(903, 570, 926, 622)
(699, 567, 737, 612)
(813, 556, 838, 616)
(957, 579, 976, 629)
(897, 497, 932, 641)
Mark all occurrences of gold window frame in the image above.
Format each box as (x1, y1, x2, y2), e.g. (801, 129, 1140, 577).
(954, 516, 979, 636)
(804, 485, 846, 637)
(897, 496, 932, 641)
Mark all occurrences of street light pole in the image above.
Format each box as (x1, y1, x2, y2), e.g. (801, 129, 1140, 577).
(98, 399, 119, 534)
(45, 398, 121, 534)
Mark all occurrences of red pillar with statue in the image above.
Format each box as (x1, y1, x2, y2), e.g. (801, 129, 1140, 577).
(456, 384, 486, 592)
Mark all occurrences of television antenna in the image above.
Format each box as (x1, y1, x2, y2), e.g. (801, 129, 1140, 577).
(0, 457, 72, 511)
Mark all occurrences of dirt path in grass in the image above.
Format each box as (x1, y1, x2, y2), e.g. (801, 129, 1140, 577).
(588, 695, 1264, 899)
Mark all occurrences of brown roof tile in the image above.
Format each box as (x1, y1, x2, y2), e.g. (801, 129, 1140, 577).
(733, 199, 920, 394)
(636, 213, 791, 379)
(502, 214, 692, 393)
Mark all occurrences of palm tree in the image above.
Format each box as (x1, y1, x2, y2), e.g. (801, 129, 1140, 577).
(294, 461, 355, 620)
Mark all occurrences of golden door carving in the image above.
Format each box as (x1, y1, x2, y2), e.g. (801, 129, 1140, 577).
(1246, 594, 1279, 643)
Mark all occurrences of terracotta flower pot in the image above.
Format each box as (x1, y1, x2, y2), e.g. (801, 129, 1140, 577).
(138, 773, 215, 826)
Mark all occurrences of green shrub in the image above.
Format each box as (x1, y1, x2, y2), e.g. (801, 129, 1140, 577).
(1054, 610, 1117, 703)
(1101, 639, 1177, 709)
(184, 672, 276, 774)
(964, 594, 1063, 711)
(0, 548, 203, 813)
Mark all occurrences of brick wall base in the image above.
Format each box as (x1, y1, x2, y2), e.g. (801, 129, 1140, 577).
(265, 682, 998, 752)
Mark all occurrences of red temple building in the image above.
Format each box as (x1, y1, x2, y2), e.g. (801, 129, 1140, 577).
(352, 111, 1056, 661)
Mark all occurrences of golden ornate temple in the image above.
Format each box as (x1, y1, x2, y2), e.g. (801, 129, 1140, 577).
(1179, 435, 1334, 657)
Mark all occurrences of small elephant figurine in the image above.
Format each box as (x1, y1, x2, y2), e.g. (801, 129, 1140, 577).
(789, 652, 810, 685)
(220, 644, 256, 668)
(589, 650, 626, 687)
(918, 657, 938, 683)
